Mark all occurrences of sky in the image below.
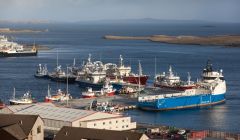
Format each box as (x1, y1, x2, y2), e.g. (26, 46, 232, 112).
(0, 0, 239, 23)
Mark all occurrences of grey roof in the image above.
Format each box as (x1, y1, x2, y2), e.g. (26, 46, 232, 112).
(54, 126, 148, 140)
(15, 104, 96, 122)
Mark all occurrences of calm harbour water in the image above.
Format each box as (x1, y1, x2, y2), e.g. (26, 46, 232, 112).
(0, 23, 240, 133)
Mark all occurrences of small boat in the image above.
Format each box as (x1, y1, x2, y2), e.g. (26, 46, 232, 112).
(82, 80, 116, 98)
(82, 87, 95, 98)
(34, 64, 48, 78)
(9, 88, 35, 105)
(45, 85, 71, 102)
(0, 99, 5, 109)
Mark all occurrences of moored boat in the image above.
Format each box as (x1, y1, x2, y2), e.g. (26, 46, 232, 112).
(81, 80, 116, 98)
(34, 64, 48, 78)
(0, 99, 5, 109)
(154, 66, 196, 90)
(9, 88, 36, 105)
(0, 35, 38, 57)
(138, 60, 226, 111)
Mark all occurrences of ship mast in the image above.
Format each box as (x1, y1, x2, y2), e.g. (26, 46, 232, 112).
(138, 60, 142, 91)
(187, 72, 191, 85)
(57, 49, 59, 67)
(66, 66, 69, 106)
(73, 58, 76, 67)
(13, 87, 16, 100)
(154, 57, 157, 77)
(119, 55, 123, 67)
(47, 84, 51, 97)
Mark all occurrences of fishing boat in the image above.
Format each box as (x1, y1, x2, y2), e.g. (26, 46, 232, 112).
(45, 87, 71, 102)
(81, 80, 116, 98)
(138, 60, 226, 111)
(154, 66, 196, 90)
(34, 64, 48, 78)
(48, 50, 76, 83)
(111, 60, 147, 90)
(107, 55, 148, 85)
(76, 54, 106, 89)
(9, 88, 35, 105)
(48, 65, 76, 83)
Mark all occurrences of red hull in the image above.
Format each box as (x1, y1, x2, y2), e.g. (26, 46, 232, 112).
(82, 95, 95, 98)
(154, 83, 196, 91)
(44, 98, 53, 103)
(106, 91, 115, 96)
(123, 75, 148, 85)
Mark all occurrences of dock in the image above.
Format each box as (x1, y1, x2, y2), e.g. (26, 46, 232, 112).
(54, 94, 138, 112)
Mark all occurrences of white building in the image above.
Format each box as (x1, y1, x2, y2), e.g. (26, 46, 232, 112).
(0, 104, 136, 131)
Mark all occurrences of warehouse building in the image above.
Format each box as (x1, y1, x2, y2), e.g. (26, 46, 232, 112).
(54, 126, 149, 140)
(0, 104, 136, 131)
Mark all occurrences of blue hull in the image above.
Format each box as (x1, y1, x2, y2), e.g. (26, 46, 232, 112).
(77, 81, 103, 90)
(138, 93, 225, 111)
(111, 83, 123, 91)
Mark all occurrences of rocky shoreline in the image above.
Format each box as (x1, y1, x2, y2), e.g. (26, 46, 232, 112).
(0, 28, 47, 33)
(104, 35, 240, 47)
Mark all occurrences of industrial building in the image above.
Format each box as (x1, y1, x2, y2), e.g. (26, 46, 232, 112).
(0, 104, 136, 131)
(54, 126, 149, 140)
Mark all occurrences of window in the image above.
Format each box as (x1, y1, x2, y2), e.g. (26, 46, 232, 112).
(109, 121, 112, 124)
(126, 125, 128, 128)
(37, 126, 41, 134)
(94, 123, 97, 126)
(122, 120, 125, 122)
(103, 122, 105, 125)
(122, 126, 124, 128)
(116, 120, 118, 123)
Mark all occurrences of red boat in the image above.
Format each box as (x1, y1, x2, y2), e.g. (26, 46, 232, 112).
(154, 66, 196, 91)
(107, 55, 148, 85)
(0, 100, 5, 109)
(123, 75, 148, 85)
(82, 80, 116, 98)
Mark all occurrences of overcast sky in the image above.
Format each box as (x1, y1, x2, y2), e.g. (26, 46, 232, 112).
(0, 0, 239, 23)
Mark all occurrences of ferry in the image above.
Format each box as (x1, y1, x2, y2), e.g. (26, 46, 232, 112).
(9, 88, 36, 105)
(0, 35, 38, 57)
(138, 60, 226, 111)
(82, 80, 116, 98)
(34, 64, 48, 78)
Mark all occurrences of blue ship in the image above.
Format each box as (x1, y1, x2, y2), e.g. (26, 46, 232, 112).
(138, 61, 226, 111)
